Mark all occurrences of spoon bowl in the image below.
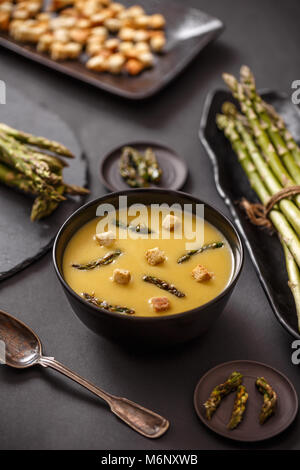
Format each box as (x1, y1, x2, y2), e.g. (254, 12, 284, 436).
(0, 310, 42, 368)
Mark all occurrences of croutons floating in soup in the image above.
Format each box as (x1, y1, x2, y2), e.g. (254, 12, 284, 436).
(63, 206, 233, 317)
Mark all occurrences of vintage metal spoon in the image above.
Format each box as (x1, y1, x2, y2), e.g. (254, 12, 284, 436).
(0, 309, 169, 439)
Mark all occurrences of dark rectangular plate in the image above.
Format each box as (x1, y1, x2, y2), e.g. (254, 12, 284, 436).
(199, 89, 300, 339)
(0, 0, 224, 99)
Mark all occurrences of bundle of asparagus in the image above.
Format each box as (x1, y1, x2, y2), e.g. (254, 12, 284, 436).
(216, 66, 300, 330)
(0, 123, 89, 221)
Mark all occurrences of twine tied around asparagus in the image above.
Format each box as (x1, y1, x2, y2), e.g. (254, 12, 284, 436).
(240, 186, 300, 231)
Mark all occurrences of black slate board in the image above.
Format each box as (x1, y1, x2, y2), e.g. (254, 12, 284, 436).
(199, 89, 300, 339)
(0, 86, 88, 281)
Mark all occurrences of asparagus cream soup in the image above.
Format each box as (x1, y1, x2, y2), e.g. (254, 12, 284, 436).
(63, 207, 233, 317)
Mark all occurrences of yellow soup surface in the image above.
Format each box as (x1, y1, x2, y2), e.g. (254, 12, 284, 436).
(63, 207, 233, 317)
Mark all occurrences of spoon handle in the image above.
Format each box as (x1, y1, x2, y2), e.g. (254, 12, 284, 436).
(39, 356, 169, 439)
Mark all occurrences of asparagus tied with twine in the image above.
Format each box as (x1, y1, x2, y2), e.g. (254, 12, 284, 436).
(0, 123, 89, 221)
(217, 66, 300, 331)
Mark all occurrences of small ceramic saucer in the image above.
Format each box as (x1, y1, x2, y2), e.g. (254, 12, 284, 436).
(100, 141, 188, 192)
(194, 360, 298, 442)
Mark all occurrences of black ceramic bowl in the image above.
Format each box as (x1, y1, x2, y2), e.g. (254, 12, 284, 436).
(53, 189, 243, 347)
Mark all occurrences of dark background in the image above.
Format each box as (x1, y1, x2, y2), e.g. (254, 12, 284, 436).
(1, 0, 300, 450)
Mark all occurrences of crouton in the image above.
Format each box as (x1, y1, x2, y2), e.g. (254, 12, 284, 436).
(94, 230, 115, 246)
(50, 41, 82, 60)
(145, 247, 166, 266)
(192, 264, 213, 282)
(113, 268, 131, 285)
(148, 14, 166, 29)
(124, 57, 144, 75)
(162, 214, 180, 231)
(150, 33, 166, 52)
(149, 296, 170, 313)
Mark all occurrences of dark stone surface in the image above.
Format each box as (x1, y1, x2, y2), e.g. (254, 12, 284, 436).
(0, 0, 300, 450)
(0, 86, 88, 280)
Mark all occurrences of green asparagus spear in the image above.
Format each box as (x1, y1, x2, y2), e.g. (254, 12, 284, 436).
(144, 147, 162, 183)
(64, 183, 90, 195)
(142, 275, 185, 297)
(119, 146, 147, 187)
(0, 123, 74, 158)
(72, 249, 122, 270)
(0, 132, 62, 185)
(216, 113, 300, 270)
(228, 385, 248, 430)
(0, 134, 65, 202)
(219, 109, 300, 237)
(240, 65, 300, 185)
(223, 73, 295, 188)
(204, 372, 243, 420)
(177, 242, 224, 264)
(82, 292, 135, 314)
(0, 162, 36, 195)
(119, 146, 163, 187)
(256, 377, 277, 424)
(281, 239, 300, 332)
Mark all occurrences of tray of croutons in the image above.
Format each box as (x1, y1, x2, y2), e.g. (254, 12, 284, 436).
(0, 0, 224, 99)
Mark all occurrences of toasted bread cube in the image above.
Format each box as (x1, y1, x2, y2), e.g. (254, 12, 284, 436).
(48, 0, 74, 11)
(53, 28, 70, 43)
(107, 52, 125, 73)
(118, 40, 133, 53)
(150, 33, 166, 52)
(192, 264, 213, 282)
(90, 25, 108, 39)
(95, 230, 115, 246)
(0, 10, 10, 30)
(12, 21, 48, 43)
(149, 14, 166, 29)
(69, 28, 91, 44)
(133, 14, 150, 29)
(76, 18, 91, 29)
(138, 51, 154, 68)
(104, 17, 121, 32)
(110, 2, 124, 15)
(135, 41, 150, 52)
(149, 297, 170, 313)
(86, 54, 108, 70)
(50, 41, 82, 60)
(37, 32, 54, 52)
(127, 5, 144, 17)
(104, 37, 119, 50)
(50, 15, 76, 30)
(91, 10, 113, 26)
(162, 214, 180, 231)
(124, 57, 144, 75)
(118, 26, 135, 41)
(113, 268, 131, 285)
(145, 247, 166, 266)
(133, 29, 149, 42)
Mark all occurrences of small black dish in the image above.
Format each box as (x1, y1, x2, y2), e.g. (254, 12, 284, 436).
(199, 89, 300, 339)
(53, 189, 243, 348)
(194, 360, 298, 442)
(100, 141, 188, 192)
